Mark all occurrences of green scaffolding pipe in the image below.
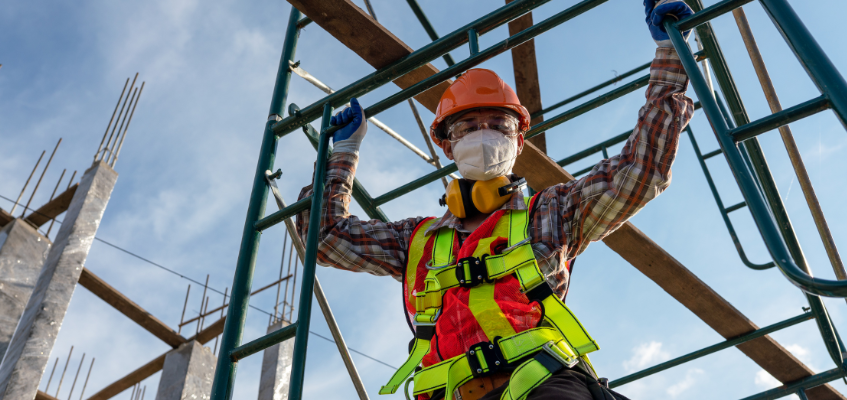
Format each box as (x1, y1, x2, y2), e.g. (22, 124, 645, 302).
(760, 0, 847, 128)
(731, 95, 830, 142)
(271, 0, 560, 137)
(209, 8, 302, 400)
(255, 196, 312, 232)
(683, 0, 846, 369)
(405, 0, 456, 67)
(533, 61, 651, 119)
(526, 75, 649, 140)
(677, 0, 754, 31)
(740, 367, 846, 400)
(230, 322, 297, 361)
(287, 104, 334, 400)
(610, 312, 813, 388)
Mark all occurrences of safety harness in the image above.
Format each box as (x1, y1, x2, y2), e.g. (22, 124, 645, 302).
(380, 197, 601, 400)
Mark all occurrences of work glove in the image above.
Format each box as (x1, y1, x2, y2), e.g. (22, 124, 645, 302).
(644, 0, 694, 47)
(330, 97, 368, 155)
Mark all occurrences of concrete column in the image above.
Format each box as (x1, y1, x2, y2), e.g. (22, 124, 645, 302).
(0, 220, 50, 360)
(155, 341, 216, 400)
(0, 161, 117, 400)
(258, 320, 295, 400)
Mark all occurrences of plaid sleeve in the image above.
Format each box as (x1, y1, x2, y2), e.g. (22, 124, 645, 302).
(533, 47, 694, 259)
(295, 151, 425, 282)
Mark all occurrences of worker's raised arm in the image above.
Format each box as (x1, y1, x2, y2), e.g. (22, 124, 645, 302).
(532, 0, 695, 259)
(295, 99, 425, 281)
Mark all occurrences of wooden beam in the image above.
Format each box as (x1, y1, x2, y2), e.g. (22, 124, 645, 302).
(506, 0, 546, 153)
(290, 2, 843, 398)
(23, 184, 78, 227)
(78, 268, 187, 348)
(0, 208, 12, 228)
(285, 0, 451, 114)
(86, 317, 225, 400)
(36, 390, 59, 400)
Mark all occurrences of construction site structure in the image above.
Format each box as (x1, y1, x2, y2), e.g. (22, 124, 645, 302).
(199, 0, 847, 400)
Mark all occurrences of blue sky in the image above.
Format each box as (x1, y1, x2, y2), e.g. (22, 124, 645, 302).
(2, 0, 847, 399)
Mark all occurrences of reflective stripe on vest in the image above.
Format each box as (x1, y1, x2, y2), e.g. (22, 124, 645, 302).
(381, 196, 599, 399)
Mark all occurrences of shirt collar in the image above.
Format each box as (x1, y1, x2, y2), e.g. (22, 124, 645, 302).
(424, 190, 527, 236)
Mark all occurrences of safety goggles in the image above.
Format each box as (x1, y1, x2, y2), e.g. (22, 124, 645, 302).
(447, 111, 520, 140)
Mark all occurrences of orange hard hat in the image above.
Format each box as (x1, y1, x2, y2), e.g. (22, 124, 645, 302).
(430, 69, 531, 146)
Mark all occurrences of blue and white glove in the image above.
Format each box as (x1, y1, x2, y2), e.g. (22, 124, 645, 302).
(645, 0, 694, 47)
(330, 98, 368, 155)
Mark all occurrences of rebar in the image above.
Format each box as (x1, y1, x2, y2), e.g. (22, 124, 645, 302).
(44, 357, 59, 392)
(95, 78, 129, 161)
(112, 81, 145, 167)
(21, 138, 61, 218)
(130, 383, 137, 400)
(214, 287, 227, 355)
(79, 357, 94, 400)
(100, 73, 137, 162)
(197, 275, 209, 335)
(67, 353, 85, 399)
(66, 170, 77, 190)
(178, 284, 190, 335)
(732, 7, 846, 288)
(45, 168, 66, 236)
(55, 345, 74, 397)
(107, 87, 137, 164)
(200, 296, 210, 330)
(10, 150, 45, 215)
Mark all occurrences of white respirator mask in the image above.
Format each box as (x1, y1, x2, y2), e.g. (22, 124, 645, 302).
(450, 129, 518, 182)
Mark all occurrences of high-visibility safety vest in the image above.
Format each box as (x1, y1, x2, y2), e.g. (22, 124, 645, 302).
(380, 196, 600, 400)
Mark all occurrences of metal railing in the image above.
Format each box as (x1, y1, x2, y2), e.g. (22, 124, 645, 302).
(208, 1, 847, 399)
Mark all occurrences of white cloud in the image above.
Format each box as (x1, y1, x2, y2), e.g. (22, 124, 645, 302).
(666, 368, 704, 397)
(623, 341, 670, 372)
(754, 369, 781, 388)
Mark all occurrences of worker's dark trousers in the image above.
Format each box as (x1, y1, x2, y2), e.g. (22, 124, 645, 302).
(478, 369, 631, 400)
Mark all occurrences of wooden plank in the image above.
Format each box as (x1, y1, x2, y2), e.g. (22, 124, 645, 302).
(78, 268, 187, 348)
(86, 316, 225, 400)
(0, 208, 12, 228)
(291, 2, 844, 397)
(285, 0, 451, 114)
(36, 390, 59, 400)
(506, 0, 546, 153)
(23, 184, 78, 227)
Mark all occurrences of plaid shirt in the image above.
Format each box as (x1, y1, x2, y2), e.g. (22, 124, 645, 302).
(296, 47, 693, 299)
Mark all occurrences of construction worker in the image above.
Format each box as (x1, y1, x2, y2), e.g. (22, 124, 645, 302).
(296, 1, 694, 399)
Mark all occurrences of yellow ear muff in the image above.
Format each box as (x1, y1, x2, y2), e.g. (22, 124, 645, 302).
(471, 176, 512, 214)
(445, 179, 467, 219)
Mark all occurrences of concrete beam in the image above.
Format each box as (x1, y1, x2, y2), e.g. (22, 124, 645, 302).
(86, 317, 225, 400)
(0, 220, 50, 360)
(258, 321, 295, 400)
(78, 267, 187, 348)
(506, 0, 546, 153)
(155, 341, 216, 400)
(284, 2, 843, 398)
(0, 161, 117, 400)
(23, 184, 78, 228)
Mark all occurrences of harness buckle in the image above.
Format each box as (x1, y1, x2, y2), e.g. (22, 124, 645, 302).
(456, 256, 489, 288)
(541, 341, 579, 369)
(412, 309, 441, 326)
(466, 341, 506, 378)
